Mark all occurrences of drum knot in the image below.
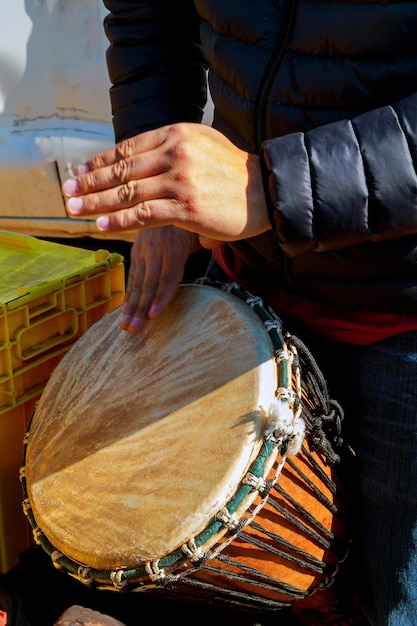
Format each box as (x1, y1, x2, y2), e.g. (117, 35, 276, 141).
(110, 570, 129, 589)
(265, 319, 283, 335)
(243, 472, 267, 494)
(77, 567, 93, 586)
(21, 498, 32, 514)
(216, 507, 240, 531)
(51, 550, 65, 570)
(182, 539, 205, 562)
(246, 295, 265, 309)
(33, 526, 44, 545)
(146, 560, 166, 583)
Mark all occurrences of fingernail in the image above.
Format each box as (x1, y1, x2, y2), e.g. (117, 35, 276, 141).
(129, 317, 145, 333)
(77, 163, 89, 175)
(148, 304, 160, 319)
(120, 315, 132, 329)
(120, 315, 145, 334)
(62, 179, 79, 196)
(97, 215, 109, 230)
(67, 197, 83, 214)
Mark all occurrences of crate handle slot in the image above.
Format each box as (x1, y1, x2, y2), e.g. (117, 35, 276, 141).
(15, 309, 78, 360)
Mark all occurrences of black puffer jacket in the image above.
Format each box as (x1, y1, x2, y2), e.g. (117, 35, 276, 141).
(103, 0, 417, 313)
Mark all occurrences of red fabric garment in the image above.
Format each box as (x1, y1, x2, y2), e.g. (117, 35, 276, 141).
(213, 247, 417, 345)
(265, 290, 417, 345)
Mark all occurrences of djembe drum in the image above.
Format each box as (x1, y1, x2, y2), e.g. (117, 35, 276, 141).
(21, 281, 350, 613)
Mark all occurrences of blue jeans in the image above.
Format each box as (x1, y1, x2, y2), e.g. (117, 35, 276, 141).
(306, 331, 417, 626)
(205, 260, 417, 625)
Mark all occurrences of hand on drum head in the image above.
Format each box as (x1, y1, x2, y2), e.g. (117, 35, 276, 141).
(120, 226, 200, 334)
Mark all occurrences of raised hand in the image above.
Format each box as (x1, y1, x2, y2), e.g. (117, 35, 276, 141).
(62, 123, 270, 244)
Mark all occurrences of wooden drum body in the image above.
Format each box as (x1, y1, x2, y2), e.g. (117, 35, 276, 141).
(21, 282, 349, 611)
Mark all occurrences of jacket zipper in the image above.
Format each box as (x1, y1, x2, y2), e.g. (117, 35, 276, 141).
(254, 0, 299, 150)
(254, 0, 298, 290)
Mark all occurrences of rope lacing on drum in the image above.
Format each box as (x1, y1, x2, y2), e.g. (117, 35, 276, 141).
(286, 333, 344, 465)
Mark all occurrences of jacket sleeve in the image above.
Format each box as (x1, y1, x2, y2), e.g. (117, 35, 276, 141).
(103, 0, 208, 142)
(262, 91, 417, 257)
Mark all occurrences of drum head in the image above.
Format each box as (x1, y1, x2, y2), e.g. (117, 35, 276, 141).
(25, 284, 277, 570)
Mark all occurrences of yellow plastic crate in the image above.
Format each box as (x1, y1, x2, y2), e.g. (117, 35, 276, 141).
(0, 231, 125, 413)
(0, 231, 125, 572)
